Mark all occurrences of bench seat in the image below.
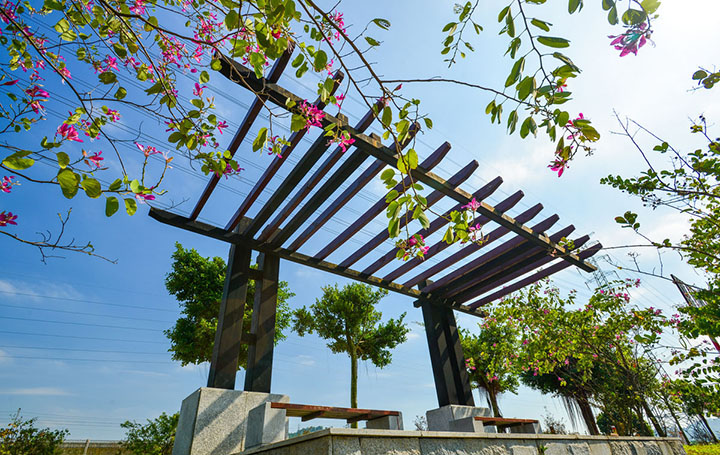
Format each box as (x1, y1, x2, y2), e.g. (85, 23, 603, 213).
(270, 402, 400, 424)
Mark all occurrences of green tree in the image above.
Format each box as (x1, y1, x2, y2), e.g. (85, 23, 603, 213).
(0, 413, 67, 455)
(164, 243, 295, 368)
(119, 412, 178, 455)
(292, 283, 408, 425)
(460, 314, 520, 417)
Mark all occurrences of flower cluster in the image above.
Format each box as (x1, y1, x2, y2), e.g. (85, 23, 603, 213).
(328, 132, 355, 153)
(608, 22, 651, 57)
(1, 176, 17, 193)
(299, 101, 325, 129)
(214, 161, 244, 179)
(0, 211, 18, 227)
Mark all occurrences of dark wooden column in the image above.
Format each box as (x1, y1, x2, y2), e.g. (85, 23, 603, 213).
(207, 243, 252, 389)
(420, 299, 475, 407)
(244, 252, 280, 393)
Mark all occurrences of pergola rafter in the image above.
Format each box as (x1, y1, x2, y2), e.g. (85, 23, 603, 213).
(150, 49, 601, 409)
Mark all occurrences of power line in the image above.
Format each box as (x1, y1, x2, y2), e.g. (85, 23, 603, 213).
(0, 303, 175, 324)
(0, 330, 166, 344)
(0, 316, 162, 332)
(0, 345, 167, 355)
(0, 290, 176, 313)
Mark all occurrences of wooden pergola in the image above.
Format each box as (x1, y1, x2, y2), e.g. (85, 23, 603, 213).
(149, 48, 602, 408)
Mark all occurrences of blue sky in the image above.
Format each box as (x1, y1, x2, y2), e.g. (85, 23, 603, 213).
(1, 0, 719, 440)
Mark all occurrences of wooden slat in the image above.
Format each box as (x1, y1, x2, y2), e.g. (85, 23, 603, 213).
(257, 100, 386, 243)
(360, 182, 514, 277)
(474, 417, 538, 425)
(429, 223, 576, 298)
(466, 242, 602, 309)
(270, 402, 399, 421)
(313, 142, 452, 260)
(148, 208, 486, 317)
(215, 52, 596, 273)
(396, 203, 545, 287)
(224, 71, 344, 231)
(284, 124, 422, 251)
(454, 235, 592, 306)
(190, 47, 294, 220)
(301, 410, 325, 422)
(241, 131, 338, 238)
(338, 163, 487, 270)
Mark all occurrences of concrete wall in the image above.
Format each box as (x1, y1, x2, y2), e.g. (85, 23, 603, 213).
(238, 428, 686, 455)
(60, 440, 130, 455)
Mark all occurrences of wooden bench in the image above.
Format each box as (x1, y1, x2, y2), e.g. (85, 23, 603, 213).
(474, 416, 539, 433)
(245, 401, 405, 449)
(270, 402, 401, 425)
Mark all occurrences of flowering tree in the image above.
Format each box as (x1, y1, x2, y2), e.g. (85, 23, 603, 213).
(0, 0, 660, 260)
(460, 315, 520, 417)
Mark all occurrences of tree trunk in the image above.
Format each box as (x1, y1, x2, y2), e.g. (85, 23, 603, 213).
(699, 412, 719, 443)
(641, 399, 667, 437)
(661, 393, 688, 443)
(350, 348, 358, 428)
(576, 395, 600, 435)
(488, 389, 502, 418)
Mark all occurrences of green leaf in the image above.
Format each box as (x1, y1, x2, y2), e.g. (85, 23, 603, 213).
(530, 18, 551, 32)
(81, 177, 102, 198)
(2, 151, 34, 170)
(406, 149, 419, 170)
(99, 72, 117, 84)
(365, 36, 380, 47)
(53, 18, 70, 33)
(507, 110, 519, 134)
(108, 178, 122, 191)
(56, 152, 69, 169)
(57, 169, 80, 199)
(622, 9, 646, 25)
(418, 211, 430, 229)
(388, 218, 400, 238)
(497, 6, 510, 22)
(225, 9, 239, 30)
(211, 59, 222, 71)
(385, 189, 399, 203)
(313, 50, 328, 72)
(114, 86, 127, 100)
(601, 0, 615, 10)
(640, 0, 661, 14)
(381, 168, 395, 182)
(608, 6, 618, 25)
(253, 127, 268, 152)
(129, 179, 141, 194)
(199, 71, 210, 83)
(505, 57, 525, 87)
(692, 70, 708, 81)
(43, 0, 64, 10)
(372, 18, 391, 30)
(112, 42, 127, 59)
(105, 196, 119, 216)
(381, 106, 392, 127)
(505, 11, 515, 37)
(124, 198, 138, 216)
(568, 0, 582, 14)
(536, 36, 570, 48)
(517, 76, 535, 100)
(290, 114, 306, 132)
(423, 117, 433, 130)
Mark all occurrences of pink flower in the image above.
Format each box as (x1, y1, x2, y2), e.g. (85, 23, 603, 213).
(84, 151, 104, 169)
(214, 162, 244, 179)
(420, 245, 430, 255)
(0, 211, 18, 227)
(328, 135, 355, 153)
(104, 56, 118, 71)
(129, 0, 146, 14)
(1, 176, 16, 193)
(299, 101, 325, 129)
(135, 193, 156, 203)
(193, 83, 206, 97)
(608, 22, 650, 57)
(135, 142, 160, 157)
(462, 197, 481, 211)
(59, 66, 71, 80)
(106, 109, 120, 121)
(217, 120, 228, 134)
(548, 158, 567, 177)
(0, 79, 18, 86)
(57, 123, 83, 142)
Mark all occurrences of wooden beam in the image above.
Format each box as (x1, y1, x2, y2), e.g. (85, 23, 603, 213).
(257, 100, 386, 243)
(215, 52, 596, 273)
(148, 208, 487, 318)
(399, 203, 545, 288)
(338, 162, 485, 270)
(312, 142, 452, 260)
(361, 182, 514, 277)
(207, 242, 252, 390)
(466, 243, 602, 309)
(190, 47, 294, 221)
(224, 70, 344, 231)
(244, 253, 280, 393)
(301, 410, 325, 422)
(453, 235, 592, 306)
(428, 223, 576, 298)
(284, 124, 421, 251)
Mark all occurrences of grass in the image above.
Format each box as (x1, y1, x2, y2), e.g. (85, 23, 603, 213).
(685, 444, 720, 455)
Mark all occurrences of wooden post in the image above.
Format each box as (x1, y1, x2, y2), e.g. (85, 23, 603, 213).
(420, 298, 475, 407)
(244, 252, 280, 392)
(207, 243, 252, 389)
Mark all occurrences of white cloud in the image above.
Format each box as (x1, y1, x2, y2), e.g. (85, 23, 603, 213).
(0, 278, 82, 301)
(0, 387, 72, 396)
(297, 355, 316, 367)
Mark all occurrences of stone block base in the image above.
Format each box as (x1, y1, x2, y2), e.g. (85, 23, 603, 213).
(426, 404, 491, 431)
(172, 388, 289, 455)
(365, 413, 404, 430)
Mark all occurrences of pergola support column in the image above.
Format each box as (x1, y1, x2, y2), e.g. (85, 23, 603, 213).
(244, 252, 280, 393)
(207, 242, 253, 389)
(420, 299, 475, 407)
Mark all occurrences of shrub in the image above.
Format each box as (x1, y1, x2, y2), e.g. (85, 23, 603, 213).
(0, 412, 68, 455)
(119, 412, 178, 455)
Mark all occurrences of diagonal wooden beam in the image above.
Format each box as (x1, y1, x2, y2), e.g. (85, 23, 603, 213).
(148, 207, 486, 318)
(190, 47, 294, 221)
(283, 124, 421, 251)
(313, 142, 452, 261)
(224, 70, 344, 231)
(465, 241, 601, 309)
(361, 182, 514, 277)
(435, 224, 577, 299)
(215, 52, 596, 273)
(454, 235, 592, 306)
(257, 99, 387, 243)
(396, 203, 546, 287)
(338, 163, 488, 270)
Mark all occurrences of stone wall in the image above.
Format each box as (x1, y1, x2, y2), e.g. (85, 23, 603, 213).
(60, 440, 130, 455)
(238, 428, 686, 455)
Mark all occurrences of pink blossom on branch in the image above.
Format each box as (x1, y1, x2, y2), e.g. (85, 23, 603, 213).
(462, 197, 481, 211)
(135, 193, 155, 203)
(1, 175, 17, 193)
(0, 211, 18, 227)
(299, 100, 325, 129)
(608, 22, 651, 57)
(57, 123, 83, 142)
